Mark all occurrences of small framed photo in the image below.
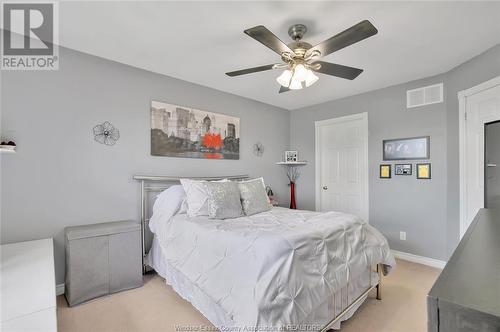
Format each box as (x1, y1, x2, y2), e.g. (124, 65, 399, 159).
(285, 150, 298, 162)
(416, 163, 431, 179)
(380, 164, 391, 179)
(395, 164, 412, 175)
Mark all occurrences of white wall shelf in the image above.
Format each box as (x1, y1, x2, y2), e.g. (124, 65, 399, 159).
(276, 161, 307, 166)
(0, 149, 16, 154)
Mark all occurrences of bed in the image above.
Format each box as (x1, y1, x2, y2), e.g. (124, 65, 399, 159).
(134, 175, 395, 331)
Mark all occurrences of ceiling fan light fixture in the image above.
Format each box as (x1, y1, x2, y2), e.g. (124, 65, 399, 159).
(227, 21, 377, 94)
(276, 69, 292, 87)
(277, 66, 317, 89)
(292, 64, 308, 82)
(305, 70, 319, 87)
(288, 77, 303, 90)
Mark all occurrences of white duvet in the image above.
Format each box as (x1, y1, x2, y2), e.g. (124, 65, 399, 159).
(150, 188, 395, 330)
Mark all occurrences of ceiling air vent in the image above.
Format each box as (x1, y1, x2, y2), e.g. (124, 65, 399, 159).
(407, 83, 443, 109)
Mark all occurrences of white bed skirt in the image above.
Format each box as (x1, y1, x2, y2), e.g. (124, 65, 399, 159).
(147, 236, 378, 331)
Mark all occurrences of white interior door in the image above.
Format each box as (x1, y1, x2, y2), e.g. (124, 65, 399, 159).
(315, 113, 369, 221)
(462, 82, 500, 236)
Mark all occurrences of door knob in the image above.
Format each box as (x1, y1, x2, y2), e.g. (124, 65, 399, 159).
(322, 186, 328, 190)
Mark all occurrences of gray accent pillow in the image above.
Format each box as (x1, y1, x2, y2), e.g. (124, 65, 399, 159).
(180, 178, 228, 217)
(204, 181, 243, 219)
(238, 178, 272, 216)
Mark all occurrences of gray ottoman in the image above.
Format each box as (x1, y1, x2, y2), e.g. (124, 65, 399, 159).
(65, 220, 143, 306)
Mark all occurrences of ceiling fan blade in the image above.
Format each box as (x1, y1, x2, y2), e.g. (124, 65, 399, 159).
(307, 20, 378, 58)
(225, 64, 276, 77)
(312, 61, 363, 80)
(279, 86, 290, 93)
(244, 25, 294, 56)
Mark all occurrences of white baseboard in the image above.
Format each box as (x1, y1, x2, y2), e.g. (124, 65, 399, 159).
(391, 250, 446, 269)
(56, 283, 65, 296)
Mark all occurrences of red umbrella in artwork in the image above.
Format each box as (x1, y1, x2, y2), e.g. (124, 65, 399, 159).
(203, 133, 222, 150)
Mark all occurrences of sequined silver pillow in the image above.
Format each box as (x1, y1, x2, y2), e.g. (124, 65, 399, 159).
(238, 178, 272, 216)
(204, 181, 243, 219)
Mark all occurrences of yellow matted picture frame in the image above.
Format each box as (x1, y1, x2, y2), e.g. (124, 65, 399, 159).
(380, 164, 391, 179)
(416, 163, 431, 179)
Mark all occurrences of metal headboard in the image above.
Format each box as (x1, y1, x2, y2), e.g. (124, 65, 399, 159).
(133, 174, 249, 273)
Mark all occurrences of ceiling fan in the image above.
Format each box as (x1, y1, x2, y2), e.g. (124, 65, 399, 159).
(225, 20, 378, 93)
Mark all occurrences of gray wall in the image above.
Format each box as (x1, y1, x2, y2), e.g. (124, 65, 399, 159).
(291, 44, 500, 261)
(291, 74, 448, 260)
(0, 47, 290, 284)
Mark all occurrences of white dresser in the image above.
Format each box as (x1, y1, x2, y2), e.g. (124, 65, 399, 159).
(1, 238, 57, 331)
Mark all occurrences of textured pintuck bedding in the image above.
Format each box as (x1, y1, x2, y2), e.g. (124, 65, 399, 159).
(150, 206, 395, 330)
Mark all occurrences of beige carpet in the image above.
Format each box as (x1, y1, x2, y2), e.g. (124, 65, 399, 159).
(57, 259, 440, 332)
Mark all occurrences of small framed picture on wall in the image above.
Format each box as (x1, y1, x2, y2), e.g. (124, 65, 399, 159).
(285, 150, 298, 162)
(416, 163, 431, 179)
(380, 164, 391, 179)
(395, 164, 412, 175)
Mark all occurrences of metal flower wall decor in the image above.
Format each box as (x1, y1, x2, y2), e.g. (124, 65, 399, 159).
(93, 121, 120, 146)
(253, 142, 264, 157)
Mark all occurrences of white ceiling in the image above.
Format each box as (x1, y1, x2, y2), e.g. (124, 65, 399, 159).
(59, 1, 500, 110)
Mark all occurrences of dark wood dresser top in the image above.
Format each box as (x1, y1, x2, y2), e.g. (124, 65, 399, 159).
(428, 208, 500, 318)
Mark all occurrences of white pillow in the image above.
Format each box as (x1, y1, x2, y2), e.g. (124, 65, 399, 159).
(180, 178, 228, 217)
(149, 185, 186, 235)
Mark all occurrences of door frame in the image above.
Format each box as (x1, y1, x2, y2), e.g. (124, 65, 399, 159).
(315, 112, 369, 222)
(459, 75, 500, 239)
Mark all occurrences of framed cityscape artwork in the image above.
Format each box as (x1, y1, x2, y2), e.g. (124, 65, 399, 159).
(151, 101, 240, 159)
